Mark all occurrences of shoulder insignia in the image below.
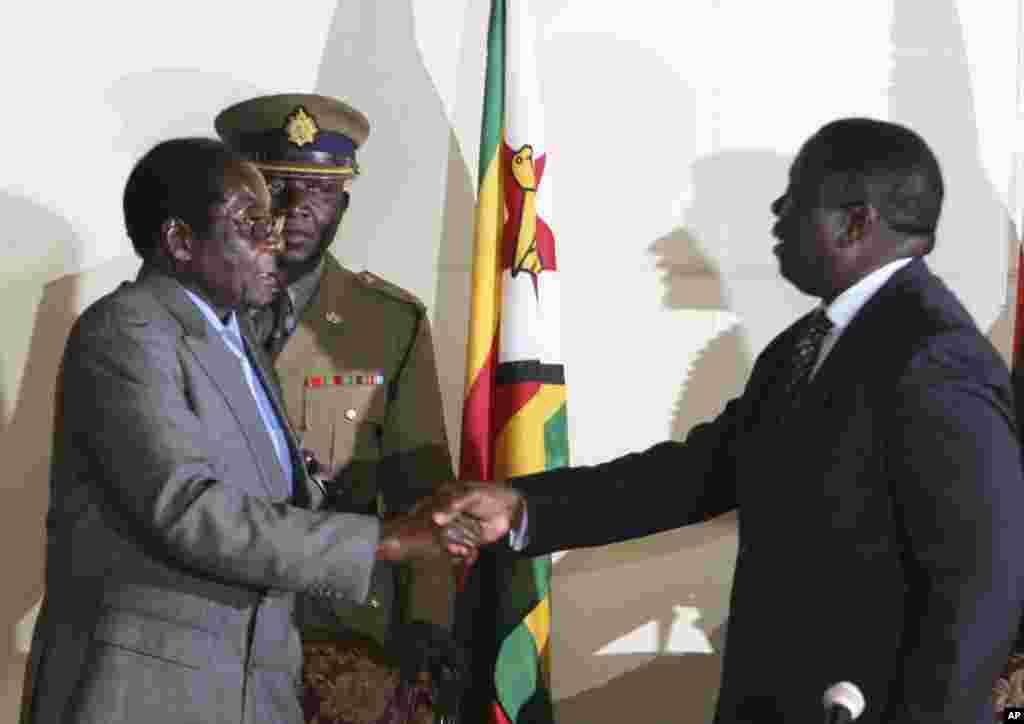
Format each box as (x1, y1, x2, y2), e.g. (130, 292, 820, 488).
(356, 270, 425, 311)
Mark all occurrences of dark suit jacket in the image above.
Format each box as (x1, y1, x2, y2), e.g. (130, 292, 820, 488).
(22, 266, 381, 724)
(513, 259, 1024, 723)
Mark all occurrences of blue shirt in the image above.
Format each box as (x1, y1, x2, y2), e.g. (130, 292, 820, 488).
(182, 288, 294, 493)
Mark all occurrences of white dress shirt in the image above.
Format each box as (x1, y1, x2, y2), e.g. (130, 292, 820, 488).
(811, 256, 914, 378)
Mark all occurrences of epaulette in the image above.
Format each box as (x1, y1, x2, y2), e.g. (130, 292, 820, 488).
(355, 270, 426, 311)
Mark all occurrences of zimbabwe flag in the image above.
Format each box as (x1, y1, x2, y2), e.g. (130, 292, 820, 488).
(456, 1, 568, 722)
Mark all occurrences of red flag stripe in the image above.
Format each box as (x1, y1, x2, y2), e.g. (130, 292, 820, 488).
(492, 380, 543, 438)
(459, 335, 500, 481)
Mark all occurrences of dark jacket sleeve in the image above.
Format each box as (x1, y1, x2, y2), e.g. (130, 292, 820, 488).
(885, 339, 1024, 723)
(513, 397, 743, 556)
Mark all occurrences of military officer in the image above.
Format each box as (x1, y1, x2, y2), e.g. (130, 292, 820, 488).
(216, 94, 457, 722)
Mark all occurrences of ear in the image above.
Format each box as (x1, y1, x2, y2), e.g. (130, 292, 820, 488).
(839, 204, 879, 247)
(160, 218, 194, 264)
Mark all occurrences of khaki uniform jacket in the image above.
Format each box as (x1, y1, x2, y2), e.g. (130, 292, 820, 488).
(266, 255, 454, 643)
(22, 266, 381, 724)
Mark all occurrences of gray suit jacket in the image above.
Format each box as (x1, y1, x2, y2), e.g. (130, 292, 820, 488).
(22, 266, 381, 724)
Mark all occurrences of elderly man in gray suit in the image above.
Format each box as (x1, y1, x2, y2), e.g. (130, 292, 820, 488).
(19, 137, 476, 724)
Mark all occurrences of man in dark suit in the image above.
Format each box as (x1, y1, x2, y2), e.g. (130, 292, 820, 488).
(438, 118, 1024, 723)
(20, 138, 473, 724)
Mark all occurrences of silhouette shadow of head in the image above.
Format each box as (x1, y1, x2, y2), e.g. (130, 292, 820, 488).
(889, 0, 1011, 332)
(654, 149, 802, 442)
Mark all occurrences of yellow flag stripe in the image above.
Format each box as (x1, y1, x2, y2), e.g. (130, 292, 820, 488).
(493, 385, 566, 478)
(524, 593, 551, 679)
(464, 148, 505, 389)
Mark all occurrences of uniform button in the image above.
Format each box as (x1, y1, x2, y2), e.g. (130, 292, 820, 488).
(367, 597, 380, 609)
(344, 408, 357, 421)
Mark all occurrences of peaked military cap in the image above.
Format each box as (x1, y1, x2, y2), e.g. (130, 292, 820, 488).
(215, 93, 370, 178)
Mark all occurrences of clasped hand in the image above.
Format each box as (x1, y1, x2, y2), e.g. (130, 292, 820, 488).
(376, 481, 524, 562)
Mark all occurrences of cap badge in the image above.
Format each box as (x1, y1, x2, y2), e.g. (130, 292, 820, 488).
(284, 106, 319, 147)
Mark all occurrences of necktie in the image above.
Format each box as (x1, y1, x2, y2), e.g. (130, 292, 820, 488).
(248, 305, 275, 348)
(265, 292, 296, 359)
(780, 308, 833, 407)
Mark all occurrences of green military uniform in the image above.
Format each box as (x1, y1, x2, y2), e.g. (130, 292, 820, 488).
(276, 254, 454, 643)
(217, 94, 455, 722)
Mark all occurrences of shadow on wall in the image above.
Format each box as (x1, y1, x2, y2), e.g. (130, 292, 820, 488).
(548, 512, 737, 724)
(314, 0, 453, 301)
(987, 223, 1019, 365)
(557, 623, 728, 724)
(652, 222, 753, 443)
(0, 190, 141, 721)
(312, 0, 480, 465)
(105, 69, 266, 156)
(549, 151, 788, 721)
(0, 192, 82, 713)
(889, 0, 1012, 331)
(433, 128, 476, 460)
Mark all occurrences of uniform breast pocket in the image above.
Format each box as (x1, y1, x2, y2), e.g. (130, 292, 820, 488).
(303, 376, 388, 509)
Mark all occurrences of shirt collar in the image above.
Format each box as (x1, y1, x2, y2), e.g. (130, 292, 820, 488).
(822, 257, 914, 330)
(181, 286, 241, 339)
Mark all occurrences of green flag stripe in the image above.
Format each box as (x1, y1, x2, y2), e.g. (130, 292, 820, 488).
(495, 558, 550, 639)
(495, 617, 547, 721)
(544, 403, 569, 470)
(477, 0, 505, 183)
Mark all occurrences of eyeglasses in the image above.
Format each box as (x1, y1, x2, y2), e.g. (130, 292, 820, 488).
(232, 213, 285, 252)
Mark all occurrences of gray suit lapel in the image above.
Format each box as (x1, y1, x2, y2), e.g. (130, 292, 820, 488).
(239, 312, 325, 510)
(140, 269, 290, 500)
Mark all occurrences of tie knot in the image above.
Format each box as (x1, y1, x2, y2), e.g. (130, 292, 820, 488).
(804, 309, 833, 341)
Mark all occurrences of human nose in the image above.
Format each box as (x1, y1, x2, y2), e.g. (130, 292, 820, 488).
(268, 215, 285, 253)
(256, 216, 285, 254)
(281, 181, 314, 218)
(770, 195, 784, 217)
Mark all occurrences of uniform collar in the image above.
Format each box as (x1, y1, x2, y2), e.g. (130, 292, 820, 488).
(287, 257, 326, 319)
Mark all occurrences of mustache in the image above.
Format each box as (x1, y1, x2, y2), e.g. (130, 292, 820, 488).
(282, 220, 319, 237)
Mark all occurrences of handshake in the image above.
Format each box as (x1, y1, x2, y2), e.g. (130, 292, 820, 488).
(375, 481, 526, 563)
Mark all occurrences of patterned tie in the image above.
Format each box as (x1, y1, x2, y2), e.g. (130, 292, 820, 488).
(780, 308, 833, 408)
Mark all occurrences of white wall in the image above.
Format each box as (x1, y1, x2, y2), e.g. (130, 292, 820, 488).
(1, 1, 1020, 722)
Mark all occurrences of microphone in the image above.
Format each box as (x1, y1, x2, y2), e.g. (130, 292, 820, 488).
(823, 681, 865, 724)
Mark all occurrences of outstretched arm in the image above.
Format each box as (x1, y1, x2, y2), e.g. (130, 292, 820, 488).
(433, 398, 745, 555)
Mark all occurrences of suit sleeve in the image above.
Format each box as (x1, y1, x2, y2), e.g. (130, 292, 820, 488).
(380, 307, 456, 629)
(886, 362, 1024, 723)
(65, 308, 380, 604)
(513, 397, 743, 556)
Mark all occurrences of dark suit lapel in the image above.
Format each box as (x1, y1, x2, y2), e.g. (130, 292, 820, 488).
(139, 268, 288, 500)
(806, 258, 930, 399)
